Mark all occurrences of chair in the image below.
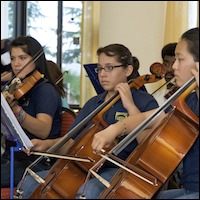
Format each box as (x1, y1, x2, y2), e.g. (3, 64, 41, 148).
(1, 107, 77, 199)
(1, 188, 16, 199)
(61, 107, 77, 137)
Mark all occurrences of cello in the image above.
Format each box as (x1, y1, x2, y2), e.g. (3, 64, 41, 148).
(94, 77, 199, 199)
(26, 63, 165, 199)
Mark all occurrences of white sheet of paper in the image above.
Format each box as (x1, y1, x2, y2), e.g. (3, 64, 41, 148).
(1, 92, 33, 149)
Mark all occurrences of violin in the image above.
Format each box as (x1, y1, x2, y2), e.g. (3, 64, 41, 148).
(13, 70, 44, 100)
(27, 62, 166, 199)
(3, 70, 44, 103)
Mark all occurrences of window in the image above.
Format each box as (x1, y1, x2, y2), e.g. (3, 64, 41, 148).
(3, 1, 15, 39)
(188, 1, 198, 29)
(5, 1, 82, 107)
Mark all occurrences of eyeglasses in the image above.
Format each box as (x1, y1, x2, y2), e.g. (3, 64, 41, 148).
(95, 65, 124, 73)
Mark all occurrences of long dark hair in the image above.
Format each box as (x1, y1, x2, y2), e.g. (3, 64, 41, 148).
(9, 35, 54, 85)
(181, 27, 199, 62)
(47, 60, 66, 97)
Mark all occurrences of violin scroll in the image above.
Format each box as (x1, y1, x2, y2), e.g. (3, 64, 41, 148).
(129, 62, 166, 91)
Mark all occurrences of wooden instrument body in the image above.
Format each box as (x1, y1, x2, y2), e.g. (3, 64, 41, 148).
(30, 65, 199, 199)
(99, 108, 199, 199)
(29, 117, 115, 199)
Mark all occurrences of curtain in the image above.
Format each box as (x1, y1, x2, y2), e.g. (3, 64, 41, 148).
(164, 1, 189, 45)
(80, 1, 100, 107)
(197, 1, 199, 26)
(80, 1, 199, 107)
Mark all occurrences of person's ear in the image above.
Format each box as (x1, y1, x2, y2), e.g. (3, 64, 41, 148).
(125, 65, 134, 77)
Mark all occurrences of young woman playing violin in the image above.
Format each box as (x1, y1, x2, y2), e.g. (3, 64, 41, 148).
(1, 36, 62, 188)
(89, 28, 199, 199)
(18, 43, 160, 199)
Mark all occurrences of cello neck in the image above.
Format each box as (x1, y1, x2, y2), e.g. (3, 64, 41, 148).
(112, 76, 197, 156)
(46, 67, 166, 154)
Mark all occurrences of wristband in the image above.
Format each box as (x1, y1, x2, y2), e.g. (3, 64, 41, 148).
(118, 119, 127, 137)
(15, 107, 27, 124)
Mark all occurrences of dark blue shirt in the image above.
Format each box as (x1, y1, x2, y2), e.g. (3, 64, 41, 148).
(22, 82, 62, 140)
(181, 92, 199, 192)
(5, 80, 62, 160)
(68, 88, 159, 161)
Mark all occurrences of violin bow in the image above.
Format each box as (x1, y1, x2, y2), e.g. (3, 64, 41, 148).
(151, 77, 176, 95)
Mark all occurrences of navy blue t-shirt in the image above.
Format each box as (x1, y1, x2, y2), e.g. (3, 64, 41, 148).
(68, 88, 159, 161)
(22, 82, 62, 140)
(181, 92, 199, 192)
(5, 80, 62, 161)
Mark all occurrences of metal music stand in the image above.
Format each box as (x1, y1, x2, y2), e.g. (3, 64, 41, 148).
(9, 140, 23, 199)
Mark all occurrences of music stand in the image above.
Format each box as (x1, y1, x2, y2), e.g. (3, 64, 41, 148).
(83, 63, 105, 94)
(1, 93, 33, 199)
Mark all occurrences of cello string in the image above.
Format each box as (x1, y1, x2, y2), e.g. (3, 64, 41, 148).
(19, 63, 166, 197)
(112, 76, 196, 155)
(16, 167, 45, 198)
(77, 163, 111, 198)
(104, 150, 158, 185)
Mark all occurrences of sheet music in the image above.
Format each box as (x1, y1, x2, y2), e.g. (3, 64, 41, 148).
(1, 93, 33, 149)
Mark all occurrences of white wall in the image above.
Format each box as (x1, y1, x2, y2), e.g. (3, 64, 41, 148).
(99, 1, 167, 93)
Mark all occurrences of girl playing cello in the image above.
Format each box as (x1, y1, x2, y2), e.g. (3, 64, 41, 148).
(18, 43, 160, 199)
(88, 27, 199, 199)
